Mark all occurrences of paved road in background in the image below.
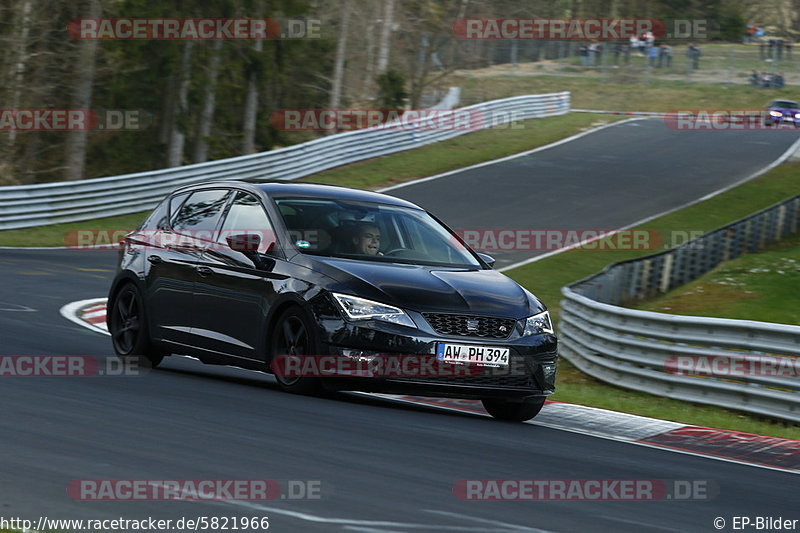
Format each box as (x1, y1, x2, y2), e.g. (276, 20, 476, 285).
(390, 119, 800, 268)
(1, 119, 797, 532)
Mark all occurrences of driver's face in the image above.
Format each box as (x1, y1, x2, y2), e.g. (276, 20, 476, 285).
(354, 226, 380, 255)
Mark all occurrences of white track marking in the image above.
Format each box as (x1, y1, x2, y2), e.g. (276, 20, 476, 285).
(377, 118, 645, 194)
(218, 499, 554, 532)
(59, 297, 109, 335)
(498, 128, 800, 272)
(0, 302, 36, 311)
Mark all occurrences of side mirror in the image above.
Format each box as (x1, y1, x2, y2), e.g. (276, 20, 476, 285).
(477, 252, 496, 268)
(226, 233, 275, 269)
(226, 233, 262, 252)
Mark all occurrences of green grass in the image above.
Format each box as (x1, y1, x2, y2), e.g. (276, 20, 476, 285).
(507, 163, 800, 325)
(0, 211, 151, 247)
(2, 89, 798, 436)
(454, 73, 798, 111)
(556, 42, 797, 73)
(638, 232, 800, 323)
(300, 113, 627, 190)
(504, 163, 800, 439)
(0, 113, 625, 247)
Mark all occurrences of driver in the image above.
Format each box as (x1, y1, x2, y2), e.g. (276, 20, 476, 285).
(352, 223, 382, 255)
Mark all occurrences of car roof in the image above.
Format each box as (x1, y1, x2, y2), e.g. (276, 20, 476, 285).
(770, 100, 798, 106)
(173, 180, 422, 210)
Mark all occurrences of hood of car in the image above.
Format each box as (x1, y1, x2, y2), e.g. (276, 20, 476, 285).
(309, 256, 541, 318)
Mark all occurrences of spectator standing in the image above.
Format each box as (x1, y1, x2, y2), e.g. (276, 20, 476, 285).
(745, 25, 756, 43)
(659, 44, 672, 68)
(787, 41, 793, 58)
(645, 30, 655, 50)
(579, 43, 589, 66)
(777, 39, 784, 60)
(759, 40, 766, 60)
(648, 44, 659, 67)
(687, 43, 701, 69)
(629, 34, 638, 53)
(587, 42, 598, 66)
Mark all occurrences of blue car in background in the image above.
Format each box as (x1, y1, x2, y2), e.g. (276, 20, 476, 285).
(765, 99, 800, 126)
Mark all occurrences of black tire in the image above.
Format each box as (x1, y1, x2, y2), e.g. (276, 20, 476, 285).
(108, 283, 165, 368)
(270, 307, 324, 395)
(481, 397, 546, 422)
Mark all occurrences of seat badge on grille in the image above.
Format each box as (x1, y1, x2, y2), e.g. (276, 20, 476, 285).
(465, 319, 479, 331)
(499, 325, 508, 333)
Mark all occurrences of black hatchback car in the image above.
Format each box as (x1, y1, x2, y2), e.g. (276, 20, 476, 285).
(107, 181, 558, 421)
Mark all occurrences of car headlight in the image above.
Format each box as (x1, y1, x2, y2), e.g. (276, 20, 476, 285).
(522, 311, 554, 336)
(794, 113, 800, 119)
(769, 110, 782, 117)
(331, 293, 416, 328)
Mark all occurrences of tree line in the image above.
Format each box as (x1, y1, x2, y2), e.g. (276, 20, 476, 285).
(0, 0, 752, 185)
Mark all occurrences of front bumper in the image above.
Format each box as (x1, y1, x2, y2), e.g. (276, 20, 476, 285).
(311, 307, 558, 400)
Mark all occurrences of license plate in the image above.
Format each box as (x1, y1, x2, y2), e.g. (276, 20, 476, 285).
(436, 343, 509, 367)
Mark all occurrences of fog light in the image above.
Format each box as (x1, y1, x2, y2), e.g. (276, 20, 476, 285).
(341, 349, 377, 363)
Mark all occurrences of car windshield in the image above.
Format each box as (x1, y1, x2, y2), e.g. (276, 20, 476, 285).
(274, 197, 481, 268)
(772, 100, 799, 109)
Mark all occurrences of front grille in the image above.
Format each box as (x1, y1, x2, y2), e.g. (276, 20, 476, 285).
(423, 313, 516, 339)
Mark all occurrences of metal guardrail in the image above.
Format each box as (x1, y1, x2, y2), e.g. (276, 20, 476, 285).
(560, 194, 800, 423)
(0, 92, 570, 230)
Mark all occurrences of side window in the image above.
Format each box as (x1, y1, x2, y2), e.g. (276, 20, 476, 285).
(171, 189, 231, 239)
(169, 192, 191, 221)
(218, 191, 276, 253)
(138, 198, 169, 230)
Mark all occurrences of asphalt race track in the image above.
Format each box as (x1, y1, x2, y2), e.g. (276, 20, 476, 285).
(389, 119, 800, 268)
(1, 119, 798, 532)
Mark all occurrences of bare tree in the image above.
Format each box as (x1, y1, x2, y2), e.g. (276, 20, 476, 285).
(64, 0, 100, 181)
(376, 0, 396, 74)
(6, 0, 34, 149)
(167, 41, 194, 167)
(241, 37, 263, 154)
(329, 0, 353, 110)
(193, 39, 223, 163)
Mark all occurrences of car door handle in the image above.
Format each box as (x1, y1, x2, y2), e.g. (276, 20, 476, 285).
(147, 255, 163, 264)
(196, 266, 214, 277)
